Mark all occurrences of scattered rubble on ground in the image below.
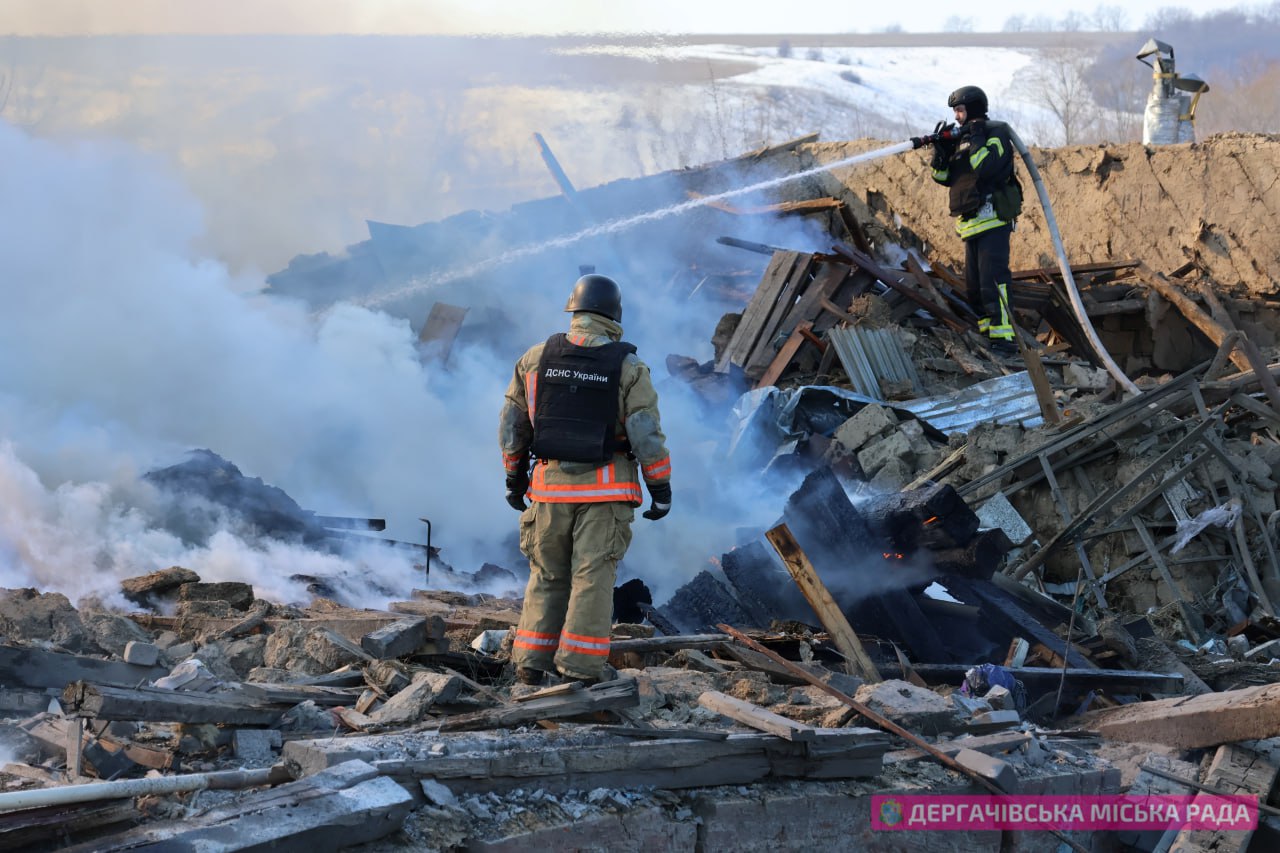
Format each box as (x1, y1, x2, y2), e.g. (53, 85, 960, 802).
(3, 134, 1280, 851)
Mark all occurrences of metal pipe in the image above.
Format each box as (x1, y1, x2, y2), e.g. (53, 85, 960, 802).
(1005, 128, 1140, 395)
(0, 765, 286, 813)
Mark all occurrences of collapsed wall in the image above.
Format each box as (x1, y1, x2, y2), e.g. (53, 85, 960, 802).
(797, 133, 1280, 297)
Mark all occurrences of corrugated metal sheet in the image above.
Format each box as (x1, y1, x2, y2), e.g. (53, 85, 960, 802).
(895, 371, 1044, 434)
(827, 326, 922, 401)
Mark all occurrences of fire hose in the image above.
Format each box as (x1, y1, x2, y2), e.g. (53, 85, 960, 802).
(910, 128, 1139, 395)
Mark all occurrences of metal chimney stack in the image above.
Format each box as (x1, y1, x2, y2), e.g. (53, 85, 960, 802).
(1137, 39, 1209, 145)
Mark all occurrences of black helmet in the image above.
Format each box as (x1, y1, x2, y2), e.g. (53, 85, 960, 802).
(947, 85, 988, 118)
(564, 274, 623, 322)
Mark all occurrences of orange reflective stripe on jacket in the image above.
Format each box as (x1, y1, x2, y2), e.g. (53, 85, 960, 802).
(560, 630, 611, 657)
(528, 460, 643, 504)
(642, 455, 671, 480)
(525, 370, 538, 420)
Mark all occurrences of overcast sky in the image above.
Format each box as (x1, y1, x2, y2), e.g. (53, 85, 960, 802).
(0, 0, 1254, 36)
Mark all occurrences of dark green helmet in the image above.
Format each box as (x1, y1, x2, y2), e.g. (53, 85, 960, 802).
(564, 274, 623, 322)
(947, 85, 988, 118)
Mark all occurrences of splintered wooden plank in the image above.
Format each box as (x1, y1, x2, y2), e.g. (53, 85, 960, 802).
(439, 678, 639, 732)
(715, 250, 805, 373)
(776, 261, 847, 339)
(754, 322, 813, 389)
(764, 523, 882, 683)
(62, 682, 289, 725)
(742, 254, 818, 379)
(416, 302, 468, 364)
(698, 690, 818, 741)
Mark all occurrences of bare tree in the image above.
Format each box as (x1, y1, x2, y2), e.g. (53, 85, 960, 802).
(1088, 4, 1130, 31)
(1003, 15, 1027, 32)
(944, 16, 975, 32)
(1010, 47, 1100, 145)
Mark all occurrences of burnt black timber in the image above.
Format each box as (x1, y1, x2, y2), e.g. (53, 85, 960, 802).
(783, 467, 876, 563)
(637, 602, 682, 636)
(658, 570, 752, 634)
(911, 664, 1182, 694)
(722, 540, 812, 626)
(0, 800, 138, 851)
(62, 682, 290, 724)
(948, 579, 1097, 670)
(716, 235, 785, 256)
(0, 644, 169, 691)
(930, 528, 1015, 580)
(313, 515, 387, 531)
(875, 588, 954, 664)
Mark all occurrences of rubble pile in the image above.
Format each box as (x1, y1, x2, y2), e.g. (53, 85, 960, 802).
(2, 133, 1280, 851)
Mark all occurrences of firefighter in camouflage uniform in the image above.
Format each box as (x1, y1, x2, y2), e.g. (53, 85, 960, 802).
(499, 274, 671, 686)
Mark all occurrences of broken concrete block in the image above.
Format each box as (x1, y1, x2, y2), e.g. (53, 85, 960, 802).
(975, 492, 1034, 547)
(856, 430, 914, 478)
(304, 628, 374, 672)
(832, 404, 898, 454)
(233, 728, 278, 764)
(984, 685, 1012, 710)
(368, 671, 462, 726)
(178, 582, 255, 611)
(0, 589, 92, 653)
(120, 566, 200, 605)
(869, 457, 912, 492)
(955, 747, 1019, 792)
(223, 635, 268, 678)
(966, 710, 1021, 733)
(1063, 363, 1110, 391)
(853, 679, 958, 734)
(361, 617, 432, 660)
(123, 641, 160, 667)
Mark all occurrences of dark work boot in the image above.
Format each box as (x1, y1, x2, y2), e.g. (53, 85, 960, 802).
(515, 667, 546, 686)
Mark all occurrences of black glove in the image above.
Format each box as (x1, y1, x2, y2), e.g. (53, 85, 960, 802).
(642, 482, 671, 521)
(505, 470, 529, 512)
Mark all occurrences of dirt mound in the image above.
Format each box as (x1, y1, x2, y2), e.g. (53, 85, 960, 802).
(798, 133, 1280, 296)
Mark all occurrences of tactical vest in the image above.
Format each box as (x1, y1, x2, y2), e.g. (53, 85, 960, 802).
(947, 120, 1015, 218)
(531, 334, 636, 464)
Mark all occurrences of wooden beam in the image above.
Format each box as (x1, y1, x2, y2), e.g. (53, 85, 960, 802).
(698, 691, 818, 741)
(754, 321, 813, 389)
(1078, 683, 1280, 749)
(62, 682, 291, 725)
(764, 523, 882, 683)
(438, 679, 639, 732)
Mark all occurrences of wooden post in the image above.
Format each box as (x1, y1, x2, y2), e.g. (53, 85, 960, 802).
(764, 523, 881, 683)
(67, 717, 84, 780)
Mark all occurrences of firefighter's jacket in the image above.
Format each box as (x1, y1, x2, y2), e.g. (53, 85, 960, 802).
(499, 313, 671, 505)
(931, 118, 1018, 240)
